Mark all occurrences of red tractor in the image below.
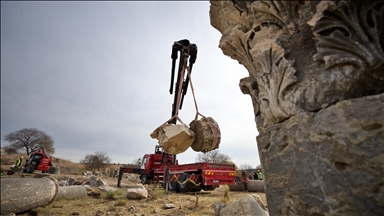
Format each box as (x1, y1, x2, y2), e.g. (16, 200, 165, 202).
(23, 147, 53, 173)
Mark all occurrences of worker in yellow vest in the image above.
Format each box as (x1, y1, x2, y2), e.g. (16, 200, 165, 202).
(256, 169, 263, 180)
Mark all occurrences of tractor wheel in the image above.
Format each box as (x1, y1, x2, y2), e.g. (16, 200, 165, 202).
(24, 166, 35, 174)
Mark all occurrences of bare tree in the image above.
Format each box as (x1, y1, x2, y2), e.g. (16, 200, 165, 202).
(238, 164, 254, 170)
(80, 151, 111, 171)
(195, 150, 233, 164)
(3, 128, 55, 155)
(131, 157, 141, 165)
(2, 146, 18, 154)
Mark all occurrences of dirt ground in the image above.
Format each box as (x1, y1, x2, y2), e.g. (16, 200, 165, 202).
(9, 173, 267, 216)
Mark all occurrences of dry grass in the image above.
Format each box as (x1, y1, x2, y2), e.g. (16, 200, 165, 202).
(15, 182, 267, 216)
(221, 185, 231, 203)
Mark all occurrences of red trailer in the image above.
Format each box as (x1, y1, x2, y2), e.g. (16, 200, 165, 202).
(117, 146, 247, 192)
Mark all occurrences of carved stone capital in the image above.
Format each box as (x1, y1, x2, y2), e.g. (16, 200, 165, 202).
(210, 1, 384, 215)
(210, 0, 384, 129)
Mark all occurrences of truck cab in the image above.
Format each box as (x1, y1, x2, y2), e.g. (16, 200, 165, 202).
(141, 145, 177, 170)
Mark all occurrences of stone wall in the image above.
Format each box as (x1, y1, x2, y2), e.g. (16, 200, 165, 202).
(210, 1, 384, 215)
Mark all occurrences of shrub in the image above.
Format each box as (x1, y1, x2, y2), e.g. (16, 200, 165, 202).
(114, 199, 126, 206)
(105, 190, 117, 200)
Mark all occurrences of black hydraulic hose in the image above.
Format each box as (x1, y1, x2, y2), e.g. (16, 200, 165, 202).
(170, 59, 176, 94)
(169, 50, 184, 124)
(170, 45, 178, 94)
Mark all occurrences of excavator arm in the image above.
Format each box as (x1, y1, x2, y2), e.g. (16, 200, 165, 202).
(169, 39, 198, 124)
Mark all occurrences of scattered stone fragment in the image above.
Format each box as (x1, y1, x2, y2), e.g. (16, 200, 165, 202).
(250, 194, 268, 212)
(126, 184, 148, 199)
(97, 179, 108, 187)
(68, 177, 75, 186)
(73, 180, 83, 185)
(213, 202, 227, 216)
(219, 195, 269, 216)
(189, 117, 221, 153)
(150, 124, 195, 154)
(163, 203, 176, 209)
(83, 171, 93, 176)
(99, 185, 117, 192)
(84, 185, 93, 191)
(58, 180, 68, 187)
(89, 175, 98, 187)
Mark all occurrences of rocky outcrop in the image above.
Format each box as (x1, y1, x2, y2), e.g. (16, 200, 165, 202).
(210, 1, 384, 215)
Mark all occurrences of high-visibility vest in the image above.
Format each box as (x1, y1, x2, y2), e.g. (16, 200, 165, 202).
(16, 158, 22, 167)
(257, 172, 263, 180)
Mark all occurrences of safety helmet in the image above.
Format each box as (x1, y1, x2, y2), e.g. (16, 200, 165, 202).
(20, 156, 24, 158)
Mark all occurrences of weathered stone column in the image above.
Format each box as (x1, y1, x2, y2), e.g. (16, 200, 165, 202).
(210, 1, 384, 215)
(1, 177, 59, 215)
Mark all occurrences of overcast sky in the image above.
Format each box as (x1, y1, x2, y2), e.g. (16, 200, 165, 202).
(1, 1, 260, 167)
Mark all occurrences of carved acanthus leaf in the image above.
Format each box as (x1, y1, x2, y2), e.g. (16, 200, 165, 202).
(310, 2, 384, 70)
(254, 46, 298, 127)
(219, 26, 257, 73)
(247, 0, 303, 35)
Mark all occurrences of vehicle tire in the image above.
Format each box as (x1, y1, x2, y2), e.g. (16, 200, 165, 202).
(24, 166, 35, 174)
(168, 181, 179, 192)
(202, 185, 216, 191)
(177, 174, 189, 193)
(140, 175, 148, 185)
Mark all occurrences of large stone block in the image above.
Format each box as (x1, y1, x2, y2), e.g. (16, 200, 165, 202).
(150, 124, 195, 155)
(258, 93, 384, 215)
